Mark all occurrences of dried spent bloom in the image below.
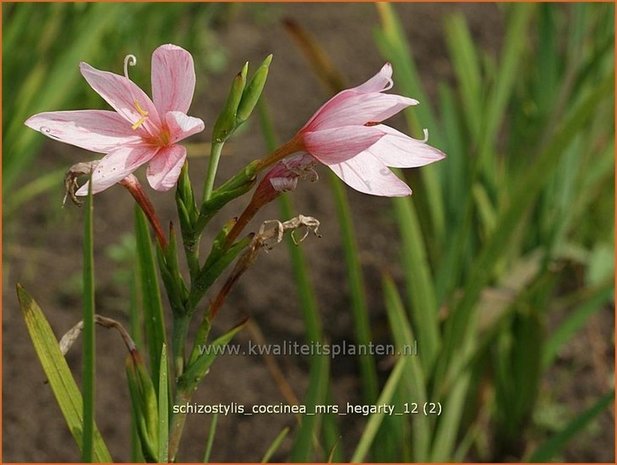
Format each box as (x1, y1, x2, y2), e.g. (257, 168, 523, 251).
(292, 63, 445, 196)
(25, 44, 204, 195)
(255, 153, 317, 202)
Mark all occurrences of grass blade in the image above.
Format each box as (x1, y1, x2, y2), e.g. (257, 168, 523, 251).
(528, 390, 615, 462)
(135, 206, 167, 387)
(16, 285, 112, 462)
(392, 196, 440, 372)
(382, 275, 430, 461)
(202, 413, 218, 463)
(261, 427, 290, 463)
(158, 344, 169, 463)
(290, 353, 330, 462)
(542, 281, 613, 369)
(351, 356, 407, 463)
(444, 13, 483, 140)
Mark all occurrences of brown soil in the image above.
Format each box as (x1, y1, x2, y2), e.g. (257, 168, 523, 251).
(3, 3, 613, 462)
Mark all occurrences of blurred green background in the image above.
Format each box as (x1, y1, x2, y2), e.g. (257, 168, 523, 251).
(3, 2, 614, 462)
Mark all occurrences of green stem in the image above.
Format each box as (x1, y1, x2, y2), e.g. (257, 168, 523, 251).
(168, 388, 192, 462)
(202, 141, 225, 203)
(82, 178, 95, 462)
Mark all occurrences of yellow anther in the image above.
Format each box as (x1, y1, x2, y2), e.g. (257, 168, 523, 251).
(131, 100, 149, 130)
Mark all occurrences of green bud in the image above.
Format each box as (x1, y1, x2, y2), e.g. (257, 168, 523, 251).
(126, 351, 159, 462)
(212, 62, 248, 142)
(236, 54, 273, 126)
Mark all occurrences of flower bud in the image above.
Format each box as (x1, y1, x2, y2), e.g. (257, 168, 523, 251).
(236, 54, 273, 126)
(212, 62, 248, 142)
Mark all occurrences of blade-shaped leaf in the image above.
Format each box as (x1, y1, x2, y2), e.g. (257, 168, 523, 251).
(17, 285, 112, 462)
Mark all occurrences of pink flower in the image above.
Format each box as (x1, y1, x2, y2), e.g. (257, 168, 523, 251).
(25, 44, 204, 195)
(294, 63, 445, 196)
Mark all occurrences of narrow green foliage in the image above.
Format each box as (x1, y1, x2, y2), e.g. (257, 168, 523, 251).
(543, 282, 613, 369)
(290, 353, 330, 462)
(351, 356, 407, 462)
(17, 286, 112, 462)
(158, 344, 169, 463)
(178, 320, 247, 393)
(203, 413, 218, 463)
(135, 207, 167, 387)
(382, 276, 430, 461)
(444, 13, 483, 140)
(528, 390, 615, 462)
(391, 196, 440, 373)
(261, 427, 290, 463)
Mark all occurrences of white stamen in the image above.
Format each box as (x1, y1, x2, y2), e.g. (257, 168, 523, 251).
(422, 128, 429, 143)
(123, 54, 137, 80)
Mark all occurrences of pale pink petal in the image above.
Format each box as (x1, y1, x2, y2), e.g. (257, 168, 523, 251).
(303, 125, 384, 164)
(305, 92, 418, 131)
(165, 111, 205, 143)
(146, 144, 186, 191)
(352, 63, 393, 93)
(25, 110, 141, 153)
(80, 62, 161, 133)
(326, 150, 412, 197)
(75, 145, 158, 195)
(370, 125, 446, 168)
(151, 44, 196, 114)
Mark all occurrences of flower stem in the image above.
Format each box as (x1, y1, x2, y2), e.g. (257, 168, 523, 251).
(202, 141, 225, 203)
(253, 136, 303, 172)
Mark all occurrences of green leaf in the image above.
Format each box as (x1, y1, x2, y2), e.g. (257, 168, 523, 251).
(290, 353, 330, 462)
(391, 196, 440, 373)
(543, 281, 613, 369)
(382, 276, 430, 461)
(158, 344, 169, 463)
(528, 390, 614, 462)
(444, 13, 483, 140)
(178, 320, 247, 393)
(135, 207, 167, 386)
(203, 413, 218, 463)
(261, 427, 289, 463)
(351, 356, 407, 462)
(16, 285, 112, 462)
